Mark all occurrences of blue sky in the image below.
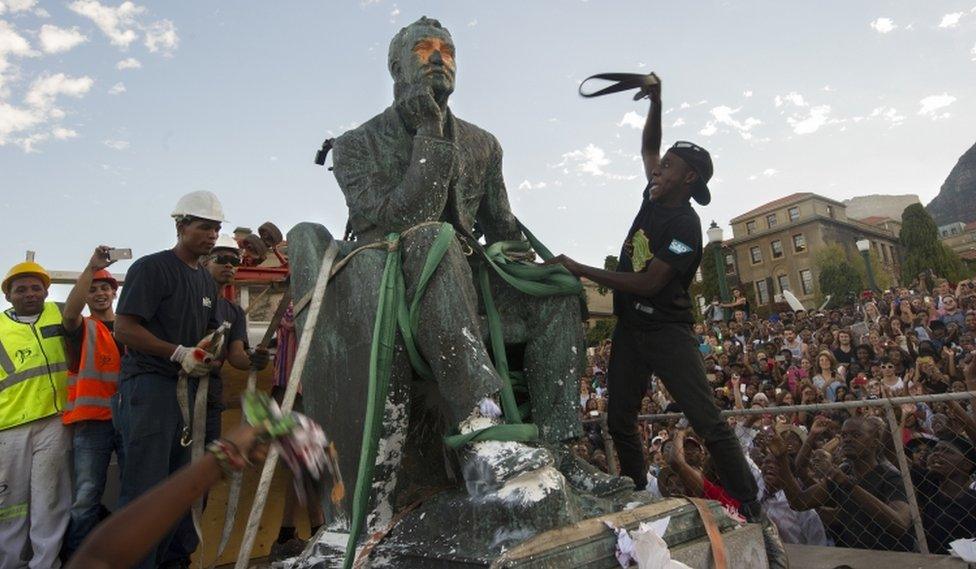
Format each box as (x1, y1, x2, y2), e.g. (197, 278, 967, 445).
(2, 0, 975, 305)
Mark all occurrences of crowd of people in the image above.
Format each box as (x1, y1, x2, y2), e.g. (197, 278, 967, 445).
(578, 280, 976, 555)
(0, 191, 311, 568)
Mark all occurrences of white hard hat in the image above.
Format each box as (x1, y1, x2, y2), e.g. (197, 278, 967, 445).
(171, 191, 228, 223)
(212, 234, 240, 252)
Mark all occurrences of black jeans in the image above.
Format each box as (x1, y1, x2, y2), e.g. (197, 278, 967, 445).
(607, 319, 758, 506)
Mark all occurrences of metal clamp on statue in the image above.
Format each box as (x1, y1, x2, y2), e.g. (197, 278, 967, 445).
(287, 17, 668, 568)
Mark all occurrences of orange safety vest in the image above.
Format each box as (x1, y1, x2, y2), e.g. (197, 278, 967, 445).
(62, 317, 120, 424)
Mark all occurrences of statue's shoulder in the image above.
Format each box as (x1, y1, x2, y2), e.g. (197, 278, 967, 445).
(452, 115, 501, 153)
(333, 107, 402, 157)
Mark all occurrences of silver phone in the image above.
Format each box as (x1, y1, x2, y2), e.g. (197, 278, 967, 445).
(107, 248, 132, 261)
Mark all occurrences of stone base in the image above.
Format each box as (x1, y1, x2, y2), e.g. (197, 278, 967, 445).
(294, 497, 767, 569)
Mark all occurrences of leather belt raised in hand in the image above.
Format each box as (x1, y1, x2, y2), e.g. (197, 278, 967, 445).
(578, 72, 659, 100)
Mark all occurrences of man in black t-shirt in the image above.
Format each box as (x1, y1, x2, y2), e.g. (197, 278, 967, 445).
(112, 191, 226, 569)
(547, 76, 787, 567)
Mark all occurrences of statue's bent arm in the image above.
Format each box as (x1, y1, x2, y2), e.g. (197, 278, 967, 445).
(333, 131, 458, 235)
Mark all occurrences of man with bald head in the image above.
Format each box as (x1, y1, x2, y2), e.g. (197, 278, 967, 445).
(330, 17, 625, 496)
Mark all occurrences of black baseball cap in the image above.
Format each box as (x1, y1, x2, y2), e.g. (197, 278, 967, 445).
(939, 434, 976, 467)
(667, 141, 713, 205)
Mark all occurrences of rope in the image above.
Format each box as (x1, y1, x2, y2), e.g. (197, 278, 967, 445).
(341, 220, 581, 569)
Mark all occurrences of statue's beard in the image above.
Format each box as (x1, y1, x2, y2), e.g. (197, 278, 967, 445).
(394, 76, 454, 103)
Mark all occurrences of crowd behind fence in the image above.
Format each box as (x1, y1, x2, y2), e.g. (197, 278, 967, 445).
(582, 391, 976, 555)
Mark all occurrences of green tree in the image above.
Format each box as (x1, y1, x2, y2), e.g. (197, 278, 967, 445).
(815, 244, 863, 307)
(900, 204, 966, 282)
(596, 255, 619, 296)
(586, 317, 617, 346)
(853, 249, 894, 291)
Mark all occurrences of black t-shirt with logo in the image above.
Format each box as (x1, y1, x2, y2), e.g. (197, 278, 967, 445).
(117, 250, 218, 380)
(613, 190, 703, 326)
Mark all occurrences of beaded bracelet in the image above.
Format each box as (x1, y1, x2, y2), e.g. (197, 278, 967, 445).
(207, 439, 248, 478)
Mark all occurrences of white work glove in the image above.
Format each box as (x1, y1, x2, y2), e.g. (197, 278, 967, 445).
(171, 345, 213, 377)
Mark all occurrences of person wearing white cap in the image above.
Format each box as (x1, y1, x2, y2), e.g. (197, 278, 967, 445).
(112, 191, 226, 568)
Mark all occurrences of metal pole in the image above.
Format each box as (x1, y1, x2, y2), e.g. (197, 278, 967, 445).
(713, 245, 730, 303)
(882, 402, 929, 554)
(600, 412, 619, 475)
(861, 249, 878, 291)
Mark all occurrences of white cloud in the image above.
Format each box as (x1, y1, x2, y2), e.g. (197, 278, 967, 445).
(25, 72, 94, 109)
(38, 25, 87, 54)
(918, 93, 956, 119)
(0, 19, 34, 59)
(679, 102, 691, 109)
(822, 85, 835, 92)
(870, 105, 905, 125)
(116, 57, 141, 70)
(68, 0, 144, 47)
(560, 144, 610, 176)
(2, 0, 36, 13)
(787, 105, 831, 134)
(774, 91, 807, 107)
(700, 105, 762, 139)
(143, 19, 178, 54)
(870, 17, 897, 34)
(52, 126, 77, 139)
(389, 5, 399, 22)
(939, 12, 964, 28)
(748, 168, 778, 181)
(971, 42, 976, 61)
(742, 90, 753, 98)
(0, 72, 92, 149)
(517, 179, 548, 190)
(467, 19, 477, 27)
(108, 81, 125, 95)
(617, 110, 644, 129)
(672, 117, 685, 127)
(103, 138, 129, 150)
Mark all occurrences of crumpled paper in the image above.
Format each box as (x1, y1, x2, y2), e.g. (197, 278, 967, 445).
(950, 538, 976, 562)
(606, 517, 693, 568)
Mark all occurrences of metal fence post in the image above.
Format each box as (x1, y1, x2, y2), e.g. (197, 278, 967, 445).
(882, 401, 929, 554)
(600, 412, 619, 475)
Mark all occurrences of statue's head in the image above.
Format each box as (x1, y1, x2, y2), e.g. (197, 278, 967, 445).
(388, 17, 455, 101)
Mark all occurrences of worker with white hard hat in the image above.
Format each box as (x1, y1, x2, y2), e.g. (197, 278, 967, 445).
(112, 191, 227, 568)
(0, 259, 72, 568)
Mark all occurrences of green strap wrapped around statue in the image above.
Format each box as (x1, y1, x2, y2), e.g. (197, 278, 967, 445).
(343, 220, 582, 569)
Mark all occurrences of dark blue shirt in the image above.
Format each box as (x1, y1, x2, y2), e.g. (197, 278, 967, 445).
(116, 250, 218, 379)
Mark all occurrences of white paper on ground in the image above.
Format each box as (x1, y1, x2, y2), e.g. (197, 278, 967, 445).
(949, 538, 976, 562)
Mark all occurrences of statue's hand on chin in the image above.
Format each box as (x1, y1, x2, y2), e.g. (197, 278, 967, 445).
(398, 85, 443, 137)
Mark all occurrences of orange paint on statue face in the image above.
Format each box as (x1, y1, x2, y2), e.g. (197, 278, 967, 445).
(412, 37, 455, 70)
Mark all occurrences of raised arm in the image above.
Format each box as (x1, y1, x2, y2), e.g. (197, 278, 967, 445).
(641, 76, 662, 183)
(769, 430, 830, 511)
(667, 430, 704, 497)
(63, 246, 115, 332)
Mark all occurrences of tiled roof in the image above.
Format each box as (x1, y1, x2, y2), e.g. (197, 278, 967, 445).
(854, 216, 893, 226)
(965, 221, 976, 232)
(959, 249, 976, 260)
(730, 192, 814, 223)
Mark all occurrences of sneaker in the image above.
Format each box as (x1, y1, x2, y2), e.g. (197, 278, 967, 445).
(269, 537, 309, 562)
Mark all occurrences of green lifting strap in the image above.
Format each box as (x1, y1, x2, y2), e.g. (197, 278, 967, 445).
(343, 220, 581, 569)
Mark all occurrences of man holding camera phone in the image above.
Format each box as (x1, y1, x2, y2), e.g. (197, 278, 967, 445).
(546, 74, 787, 567)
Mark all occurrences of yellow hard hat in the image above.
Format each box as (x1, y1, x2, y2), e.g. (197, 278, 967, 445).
(2, 261, 51, 294)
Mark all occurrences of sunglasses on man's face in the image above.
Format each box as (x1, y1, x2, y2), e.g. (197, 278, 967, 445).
(212, 254, 241, 267)
(880, 364, 895, 369)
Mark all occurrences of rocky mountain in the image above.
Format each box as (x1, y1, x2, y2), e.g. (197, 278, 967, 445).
(844, 194, 920, 221)
(927, 142, 976, 226)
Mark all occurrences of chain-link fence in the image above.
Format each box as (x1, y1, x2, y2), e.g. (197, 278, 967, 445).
(581, 391, 976, 555)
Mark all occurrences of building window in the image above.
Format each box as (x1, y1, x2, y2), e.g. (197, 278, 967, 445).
(826, 205, 834, 218)
(777, 274, 791, 293)
(883, 244, 891, 263)
(792, 233, 807, 253)
(800, 269, 814, 295)
(771, 240, 784, 259)
(724, 253, 736, 275)
(746, 220, 757, 235)
(750, 246, 763, 264)
(788, 206, 800, 221)
(755, 280, 770, 305)
(766, 213, 777, 228)
(697, 296, 706, 311)
(694, 267, 703, 283)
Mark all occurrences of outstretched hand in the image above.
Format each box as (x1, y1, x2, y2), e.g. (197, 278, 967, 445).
(543, 254, 583, 277)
